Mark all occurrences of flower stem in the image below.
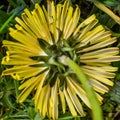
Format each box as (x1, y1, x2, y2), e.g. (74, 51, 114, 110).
(59, 56, 103, 120)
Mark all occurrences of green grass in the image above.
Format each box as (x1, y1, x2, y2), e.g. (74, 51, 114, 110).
(1, 0, 120, 119)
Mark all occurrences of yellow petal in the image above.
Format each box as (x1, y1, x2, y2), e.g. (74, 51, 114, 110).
(67, 82, 85, 116)
(80, 37, 117, 52)
(77, 19, 98, 40)
(82, 65, 116, 78)
(100, 66, 118, 72)
(42, 85, 50, 118)
(59, 89, 66, 114)
(79, 25, 104, 45)
(73, 14, 97, 35)
(15, 17, 37, 38)
(35, 3, 52, 41)
(9, 28, 41, 51)
(2, 65, 46, 80)
(67, 77, 91, 108)
(64, 88, 77, 116)
(60, 0, 69, 31)
(56, 4, 62, 29)
(2, 55, 38, 65)
(34, 71, 48, 108)
(36, 85, 48, 116)
(17, 77, 39, 103)
(80, 56, 120, 63)
(84, 71, 113, 86)
(2, 40, 40, 55)
(95, 93, 103, 104)
(32, 6, 51, 41)
(21, 11, 42, 38)
(63, 6, 73, 38)
(90, 31, 111, 44)
(63, 6, 80, 39)
(90, 78, 109, 94)
(80, 48, 119, 59)
(50, 81, 58, 120)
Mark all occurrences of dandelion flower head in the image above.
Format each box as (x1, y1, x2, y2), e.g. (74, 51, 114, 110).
(2, 0, 120, 119)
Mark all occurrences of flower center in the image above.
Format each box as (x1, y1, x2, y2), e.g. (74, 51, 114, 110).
(34, 36, 80, 87)
(48, 39, 78, 68)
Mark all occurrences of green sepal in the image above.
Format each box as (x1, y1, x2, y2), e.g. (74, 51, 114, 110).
(29, 64, 47, 67)
(38, 38, 51, 55)
(59, 74, 66, 91)
(30, 55, 49, 62)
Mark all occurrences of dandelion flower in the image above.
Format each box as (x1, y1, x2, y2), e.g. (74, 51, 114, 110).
(2, 0, 120, 119)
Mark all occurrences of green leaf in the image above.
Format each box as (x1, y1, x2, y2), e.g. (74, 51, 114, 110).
(0, 13, 16, 34)
(102, 101, 114, 112)
(34, 113, 42, 120)
(2, 91, 14, 109)
(9, 5, 26, 15)
(27, 107, 36, 119)
(17, 0, 26, 6)
(34, 0, 43, 4)
(103, 0, 119, 7)
(0, 10, 9, 26)
(7, 0, 17, 8)
(110, 81, 120, 104)
(9, 110, 30, 119)
(58, 114, 81, 120)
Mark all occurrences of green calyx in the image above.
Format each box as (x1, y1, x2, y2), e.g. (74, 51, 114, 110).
(34, 36, 79, 87)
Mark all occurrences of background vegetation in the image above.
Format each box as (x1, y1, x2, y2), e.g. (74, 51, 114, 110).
(0, 0, 120, 119)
